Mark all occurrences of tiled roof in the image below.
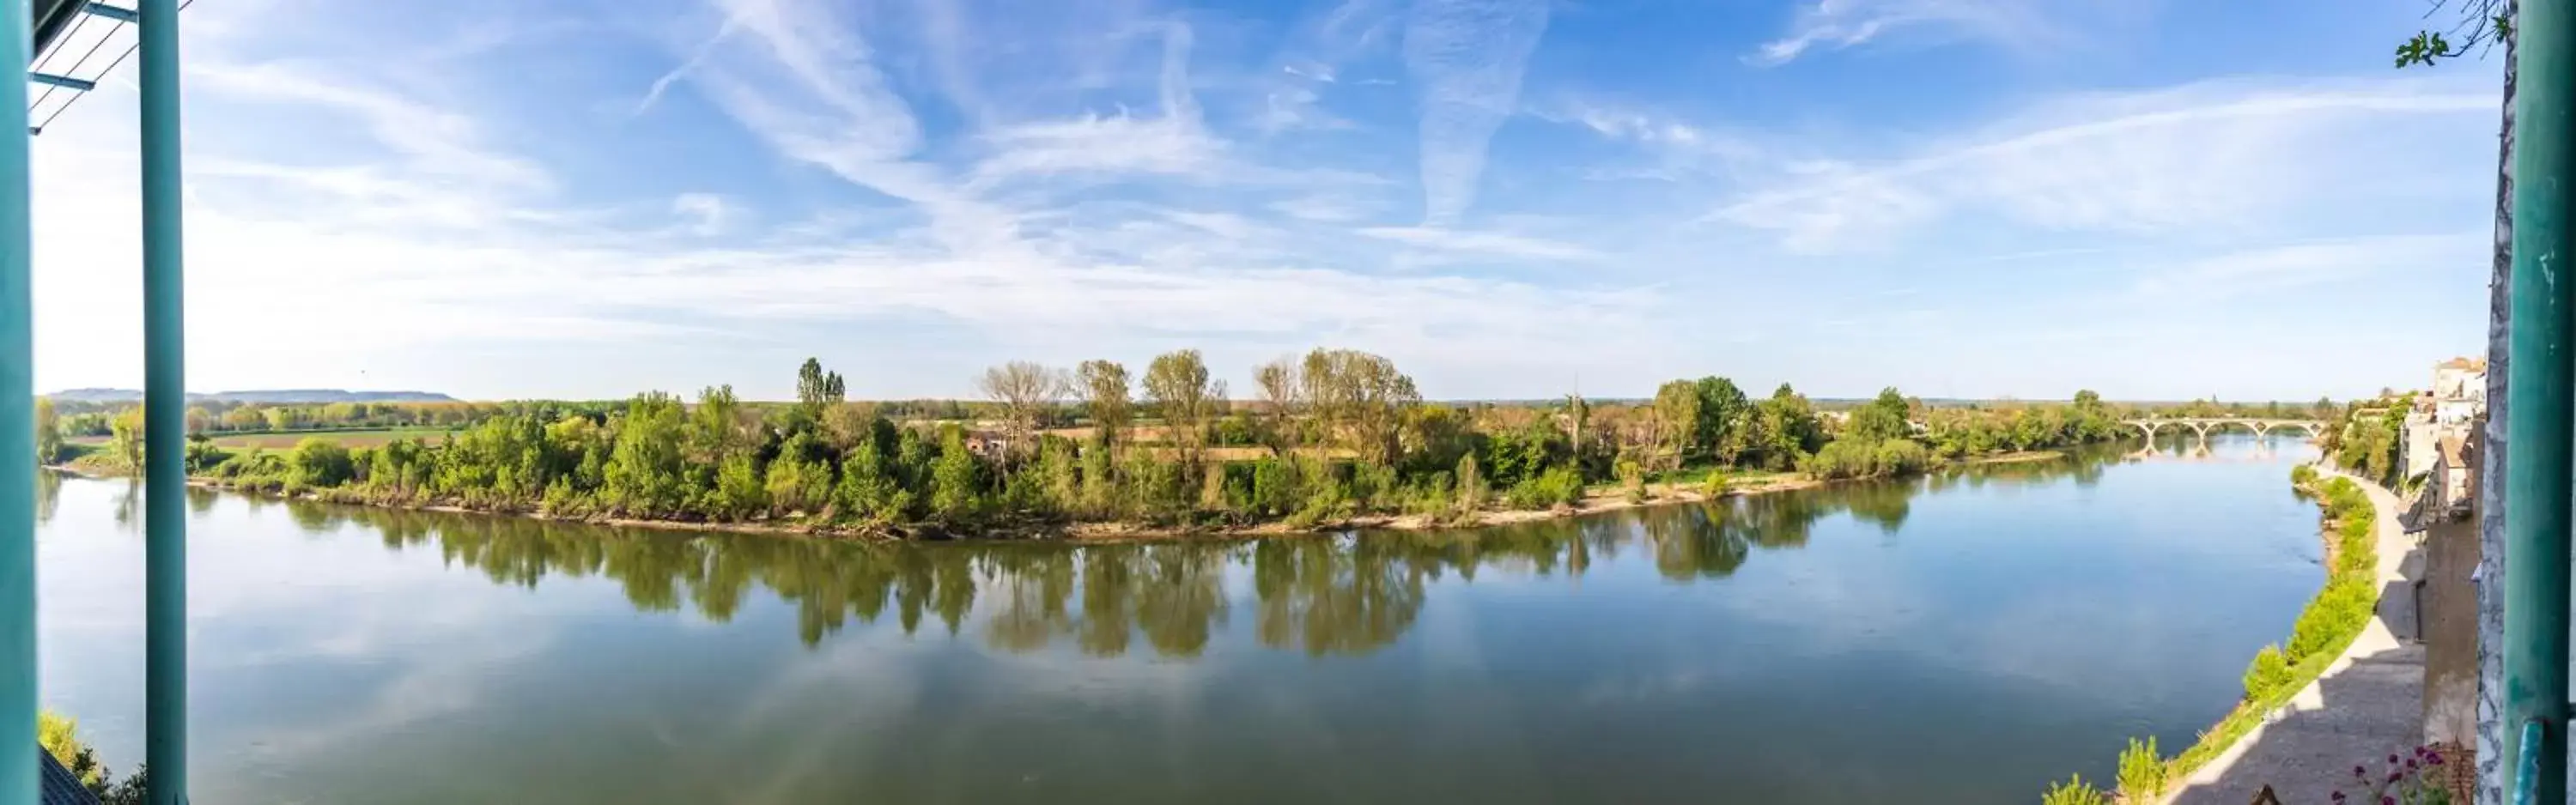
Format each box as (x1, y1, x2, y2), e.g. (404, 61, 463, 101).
(40, 751, 103, 805)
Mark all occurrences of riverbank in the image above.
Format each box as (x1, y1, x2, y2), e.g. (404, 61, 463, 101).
(49, 448, 2064, 543)
(2161, 465, 2419, 803)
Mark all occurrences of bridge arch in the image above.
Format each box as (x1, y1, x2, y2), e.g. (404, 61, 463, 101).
(2123, 417, 2326, 444)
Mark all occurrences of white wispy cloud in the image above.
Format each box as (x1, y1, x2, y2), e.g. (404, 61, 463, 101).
(1255, 0, 1400, 133)
(27, 0, 1674, 399)
(671, 192, 738, 235)
(1708, 78, 2498, 252)
(21, 0, 2500, 402)
(1358, 226, 1598, 261)
(1536, 99, 1767, 180)
(188, 61, 551, 194)
(1402, 0, 1552, 225)
(1747, 0, 2060, 66)
(2133, 233, 2481, 300)
(1269, 194, 1378, 223)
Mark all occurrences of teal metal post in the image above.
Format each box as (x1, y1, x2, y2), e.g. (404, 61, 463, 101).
(2504, 0, 2576, 799)
(138, 0, 186, 802)
(0, 0, 36, 801)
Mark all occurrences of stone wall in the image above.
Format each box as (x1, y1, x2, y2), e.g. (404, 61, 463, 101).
(2425, 515, 2482, 747)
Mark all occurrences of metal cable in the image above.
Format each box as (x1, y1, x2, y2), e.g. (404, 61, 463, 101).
(31, 0, 195, 133)
(25, 7, 102, 115)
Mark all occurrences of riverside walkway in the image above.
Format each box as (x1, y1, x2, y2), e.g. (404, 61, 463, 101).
(2169, 467, 2423, 804)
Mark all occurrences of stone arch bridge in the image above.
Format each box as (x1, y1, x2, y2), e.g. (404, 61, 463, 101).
(2125, 418, 2326, 441)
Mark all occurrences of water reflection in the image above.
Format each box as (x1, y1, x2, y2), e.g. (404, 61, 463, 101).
(35, 469, 59, 526)
(243, 449, 2132, 660)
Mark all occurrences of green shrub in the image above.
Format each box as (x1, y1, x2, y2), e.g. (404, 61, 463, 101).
(1401, 471, 1454, 518)
(2039, 774, 2110, 805)
(2289, 463, 2318, 486)
(2116, 736, 2166, 801)
(1874, 438, 1931, 475)
(2243, 645, 2293, 701)
(286, 438, 355, 488)
(1801, 437, 1933, 481)
(1455, 454, 1488, 515)
(1510, 467, 1586, 509)
(1700, 469, 1729, 498)
(2288, 578, 2375, 662)
(1801, 438, 1877, 480)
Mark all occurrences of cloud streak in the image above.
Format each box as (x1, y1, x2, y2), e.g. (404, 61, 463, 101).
(1708, 79, 2497, 252)
(18, 0, 2506, 402)
(1747, 0, 2058, 66)
(1403, 0, 1552, 225)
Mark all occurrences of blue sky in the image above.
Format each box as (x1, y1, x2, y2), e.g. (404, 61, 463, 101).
(25, 0, 2502, 402)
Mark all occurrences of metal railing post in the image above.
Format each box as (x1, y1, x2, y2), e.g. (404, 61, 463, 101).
(0, 0, 36, 801)
(138, 0, 185, 802)
(2503, 0, 2576, 797)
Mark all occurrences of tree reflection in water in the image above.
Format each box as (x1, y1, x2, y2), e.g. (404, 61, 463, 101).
(273, 447, 2129, 658)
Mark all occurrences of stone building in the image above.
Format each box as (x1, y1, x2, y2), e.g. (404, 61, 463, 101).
(2408, 356, 2488, 760)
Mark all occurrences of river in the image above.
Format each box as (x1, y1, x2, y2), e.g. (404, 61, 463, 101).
(34, 438, 2322, 803)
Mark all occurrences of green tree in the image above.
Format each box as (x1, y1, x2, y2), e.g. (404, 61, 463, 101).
(1747, 384, 1825, 470)
(33, 396, 61, 464)
(689, 384, 754, 466)
(795, 357, 846, 411)
(1252, 355, 1304, 454)
(1076, 360, 1134, 448)
(108, 406, 144, 470)
(979, 360, 1069, 457)
(832, 422, 904, 523)
(764, 431, 834, 516)
(1650, 380, 1700, 471)
(1296, 348, 1419, 467)
(1145, 349, 1224, 466)
(39, 710, 104, 791)
(1454, 452, 1487, 517)
(1848, 387, 1912, 443)
(605, 392, 689, 515)
(931, 427, 984, 523)
(710, 453, 768, 519)
(1692, 376, 1751, 464)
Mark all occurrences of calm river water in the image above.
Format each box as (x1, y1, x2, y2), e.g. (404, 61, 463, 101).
(36, 439, 2322, 804)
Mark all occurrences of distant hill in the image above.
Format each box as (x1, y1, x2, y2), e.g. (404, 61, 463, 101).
(46, 389, 458, 404)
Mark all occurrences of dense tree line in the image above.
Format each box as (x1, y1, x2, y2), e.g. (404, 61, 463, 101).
(71, 351, 2166, 538)
(2318, 396, 2412, 490)
(49, 399, 539, 439)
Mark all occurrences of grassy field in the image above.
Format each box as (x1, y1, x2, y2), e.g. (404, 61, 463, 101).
(70, 427, 457, 451)
(215, 427, 456, 450)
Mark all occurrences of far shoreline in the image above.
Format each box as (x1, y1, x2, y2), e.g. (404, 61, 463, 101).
(44, 449, 2069, 545)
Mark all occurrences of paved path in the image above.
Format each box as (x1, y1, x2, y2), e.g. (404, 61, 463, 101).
(2169, 466, 2423, 805)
